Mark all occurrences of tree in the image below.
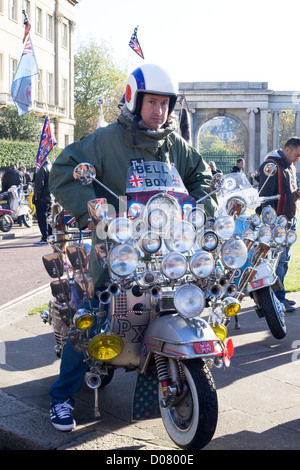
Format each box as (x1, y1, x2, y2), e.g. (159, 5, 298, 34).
(74, 37, 127, 140)
(0, 106, 41, 141)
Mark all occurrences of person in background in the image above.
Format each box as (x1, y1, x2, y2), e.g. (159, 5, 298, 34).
(208, 160, 222, 175)
(257, 137, 300, 312)
(20, 166, 31, 191)
(48, 63, 218, 432)
(32, 158, 52, 245)
(1, 163, 26, 226)
(230, 158, 245, 173)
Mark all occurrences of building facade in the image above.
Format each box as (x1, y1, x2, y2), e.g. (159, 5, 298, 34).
(0, 0, 79, 148)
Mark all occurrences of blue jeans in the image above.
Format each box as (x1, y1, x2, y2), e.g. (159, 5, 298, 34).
(274, 245, 291, 302)
(49, 297, 107, 404)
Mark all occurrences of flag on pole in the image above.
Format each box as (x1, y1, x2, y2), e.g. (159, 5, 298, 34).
(129, 26, 144, 59)
(179, 92, 191, 144)
(11, 35, 39, 116)
(22, 9, 31, 43)
(36, 117, 56, 172)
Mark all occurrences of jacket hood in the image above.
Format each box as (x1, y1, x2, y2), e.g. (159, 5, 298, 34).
(266, 149, 290, 168)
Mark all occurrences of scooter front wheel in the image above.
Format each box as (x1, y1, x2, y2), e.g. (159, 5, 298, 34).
(253, 286, 286, 339)
(159, 359, 218, 450)
(22, 212, 33, 228)
(0, 214, 13, 232)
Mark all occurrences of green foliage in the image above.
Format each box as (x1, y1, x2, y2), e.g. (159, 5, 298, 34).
(0, 139, 60, 170)
(0, 107, 41, 142)
(74, 36, 127, 140)
(199, 132, 229, 154)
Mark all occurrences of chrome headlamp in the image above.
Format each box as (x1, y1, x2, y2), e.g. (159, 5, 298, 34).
(107, 217, 133, 243)
(187, 207, 206, 229)
(286, 229, 297, 245)
(190, 251, 214, 278)
(196, 230, 218, 251)
(108, 244, 138, 277)
(148, 208, 168, 230)
(258, 224, 272, 243)
(221, 238, 248, 269)
(161, 252, 187, 279)
(261, 206, 277, 225)
(73, 309, 94, 330)
(272, 225, 286, 245)
(138, 230, 162, 254)
(174, 284, 205, 318)
(249, 213, 261, 227)
(165, 221, 195, 253)
(214, 215, 235, 240)
(276, 214, 288, 227)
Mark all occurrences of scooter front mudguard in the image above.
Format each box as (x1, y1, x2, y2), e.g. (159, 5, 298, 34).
(246, 261, 277, 292)
(139, 313, 222, 372)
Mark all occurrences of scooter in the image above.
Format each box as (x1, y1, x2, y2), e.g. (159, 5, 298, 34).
(0, 185, 32, 227)
(0, 206, 13, 232)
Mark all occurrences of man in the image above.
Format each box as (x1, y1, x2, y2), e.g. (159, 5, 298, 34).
(48, 63, 217, 431)
(32, 158, 52, 245)
(257, 137, 300, 312)
(230, 158, 245, 173)
(208, 160, 222, 175)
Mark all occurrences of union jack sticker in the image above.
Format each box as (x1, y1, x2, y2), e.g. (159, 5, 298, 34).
(129, 174, 143, 187)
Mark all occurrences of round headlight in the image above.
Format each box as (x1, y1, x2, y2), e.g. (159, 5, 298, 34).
(221, 238, 248, 269)
(196, 230, 219, 251)
(73, 309, 94, 330)
(88, 333, 124, 361)
(214, 215, 235, 240)
(261, 206, 277, 225)
(286, 229, 297, 245)
(249, 213, 261, 227)
(148, 208, 168, 230)
(190, 251, 214, 278)
(162, 252, 187, 279)
(174, 284, 205, 318)
(258, 224, 272, 243)
(222, 297, 241, 317)
(138, 231, 162, 254)
(187, 207, 206, 229)
(242, 228, 255, 240)
(109, 244, 138, 277)
(272, 225, 286, 244)
(107, 217, 133, 243)
(165, 221, 195, 253)
(276, 214, 288, 227)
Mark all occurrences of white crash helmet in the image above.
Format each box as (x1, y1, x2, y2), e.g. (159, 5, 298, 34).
(125, 63, 178, 115)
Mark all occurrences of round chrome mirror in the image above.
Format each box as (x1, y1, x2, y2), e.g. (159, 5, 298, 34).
(263, 162, 277, 177)
(73, 163, 96, 185)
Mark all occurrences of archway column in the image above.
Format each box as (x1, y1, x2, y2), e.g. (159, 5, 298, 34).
(260, 108, 268, 165)
(246, 108, 258, 172)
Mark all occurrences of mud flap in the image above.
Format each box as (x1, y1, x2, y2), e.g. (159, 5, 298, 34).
(132, 366, 160, 421)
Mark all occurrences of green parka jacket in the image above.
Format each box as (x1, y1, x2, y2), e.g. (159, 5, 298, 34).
(49, 108, 217, 286)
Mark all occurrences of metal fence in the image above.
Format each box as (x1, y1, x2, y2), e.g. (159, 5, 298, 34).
(201, 152, 244, 174)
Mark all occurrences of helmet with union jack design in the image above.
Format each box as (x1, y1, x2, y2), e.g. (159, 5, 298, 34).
(125, 63, 178, 116)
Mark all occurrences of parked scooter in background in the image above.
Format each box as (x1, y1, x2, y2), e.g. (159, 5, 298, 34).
(0, 185, 32, 227)
(0, 206, 13, 232)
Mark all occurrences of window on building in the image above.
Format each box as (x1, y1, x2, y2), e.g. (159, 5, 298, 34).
(65, 135, 69, 147)
(10, 58, 17, 87)
(36, 6, 42, 35)
(47, 14, 53, 41)
(62, 23, 68, 48)
(62, 78, 68, 110)
(47, 72, 54, 105)
(36, 69, 43, 102)
(23, 0, 30, 16)
(9, 0, 17, 21)
(0, 0, 4, 14)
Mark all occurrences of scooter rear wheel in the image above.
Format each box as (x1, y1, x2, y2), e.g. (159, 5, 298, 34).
(0, 214, 13, 232)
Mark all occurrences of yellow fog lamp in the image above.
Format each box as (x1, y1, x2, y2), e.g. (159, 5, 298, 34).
(209, 323, 227, 342)
(223, 297, 241, 317)
(73, 309, 94, 330)
(88, 333, 124, 361)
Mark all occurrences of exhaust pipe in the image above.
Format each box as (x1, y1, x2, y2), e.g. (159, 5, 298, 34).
(151, 285, 162, 299)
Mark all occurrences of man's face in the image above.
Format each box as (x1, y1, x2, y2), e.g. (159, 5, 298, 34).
(140, 94, 170, 131)
(237, 160, 244, 169)
(285, 145, 300, 164)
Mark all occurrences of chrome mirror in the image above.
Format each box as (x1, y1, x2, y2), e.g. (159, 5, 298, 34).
(73, 163, 96, 185)
(66, 244, 87, 270)
(42, 253, 64, 278)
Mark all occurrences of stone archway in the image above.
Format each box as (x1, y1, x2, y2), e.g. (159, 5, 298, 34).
(175, 82, 300, 174)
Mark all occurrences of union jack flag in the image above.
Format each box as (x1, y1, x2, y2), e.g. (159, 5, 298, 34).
(129, 26, 144, 59)
(199, 342, 212, 354)
(172, 175, 181, 186)
(10, 34, 39, 116)
(35, 117, 56, 172)
(129, 174, 143, 187)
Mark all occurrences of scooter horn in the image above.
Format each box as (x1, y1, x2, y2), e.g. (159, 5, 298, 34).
(151, 285, 162, 299)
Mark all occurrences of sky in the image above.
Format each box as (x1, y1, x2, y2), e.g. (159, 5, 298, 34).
(74, 0, 300, 92)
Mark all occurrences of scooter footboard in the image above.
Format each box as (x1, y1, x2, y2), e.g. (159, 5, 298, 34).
(139, 314, 222, 371)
